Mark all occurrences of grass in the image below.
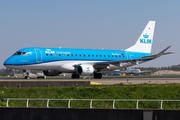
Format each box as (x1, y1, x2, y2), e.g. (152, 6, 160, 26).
(1, 83, 180, 109)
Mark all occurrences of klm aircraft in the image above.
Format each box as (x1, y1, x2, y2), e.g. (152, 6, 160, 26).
(4, 21, 173, 79)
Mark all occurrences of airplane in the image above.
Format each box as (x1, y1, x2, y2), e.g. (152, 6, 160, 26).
(3, 21, 174, 79)
(120, 68, 151, 76)
(100, 68, 150, 76)
(100, 69, 121, 76)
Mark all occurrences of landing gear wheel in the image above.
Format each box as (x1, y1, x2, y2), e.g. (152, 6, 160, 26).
(24, 70, 31, 79)
(37, 76, 46, 79)
(94, 73, 102, 79)
(71, 73, 80, 79)
(25, 76, 30, 79)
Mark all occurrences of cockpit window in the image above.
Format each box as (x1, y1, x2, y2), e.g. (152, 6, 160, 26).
(13, 52, 22, 55)
(22, 52, 28, 56)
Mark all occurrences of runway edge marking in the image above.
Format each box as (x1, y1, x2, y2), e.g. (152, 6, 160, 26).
(91, 82, 102, 85)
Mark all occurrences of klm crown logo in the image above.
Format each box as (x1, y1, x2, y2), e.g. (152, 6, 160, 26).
(140, 33, 151, 44)
(143, 34, 149, 38)
(86, 67, 90, 72)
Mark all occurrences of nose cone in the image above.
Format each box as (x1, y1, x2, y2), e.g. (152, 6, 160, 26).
(3, 57, 14, 67)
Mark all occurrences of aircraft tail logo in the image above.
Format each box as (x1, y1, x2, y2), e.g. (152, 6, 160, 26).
(140, 33, 152, 44)
(125, 21, 155, 53)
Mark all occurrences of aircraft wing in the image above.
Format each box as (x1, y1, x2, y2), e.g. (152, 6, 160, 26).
(93, 57, 153, 65)
(93, 46, 173, 66)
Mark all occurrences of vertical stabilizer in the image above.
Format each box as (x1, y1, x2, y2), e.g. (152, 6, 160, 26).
(125, 21, 156, 53)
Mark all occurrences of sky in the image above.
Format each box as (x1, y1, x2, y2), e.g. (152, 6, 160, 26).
(0, 0, 179, 69)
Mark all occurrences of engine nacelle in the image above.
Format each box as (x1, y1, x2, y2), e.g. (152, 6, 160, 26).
(43, 70, 61, 76)
(76, 65, 95, 76)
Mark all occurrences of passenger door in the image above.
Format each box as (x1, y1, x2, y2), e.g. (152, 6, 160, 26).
(34, 48, 42, 63)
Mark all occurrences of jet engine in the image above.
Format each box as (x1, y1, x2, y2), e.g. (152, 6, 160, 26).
(43, 70, 61, 76)
(76, 65, 95, 76)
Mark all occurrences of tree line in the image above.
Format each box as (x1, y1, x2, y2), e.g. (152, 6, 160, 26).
(134, 64, 180, 71)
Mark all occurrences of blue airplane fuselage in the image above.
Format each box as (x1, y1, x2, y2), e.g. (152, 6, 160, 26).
(4, 47, 152, 66)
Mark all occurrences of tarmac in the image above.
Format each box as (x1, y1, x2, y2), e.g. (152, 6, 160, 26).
(90, 77, 180, 85)
(1, 77, 180, 86)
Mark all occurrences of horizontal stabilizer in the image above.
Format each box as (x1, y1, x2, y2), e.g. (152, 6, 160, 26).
(142, 45, 174, 59)
(162, 51, 175, 55)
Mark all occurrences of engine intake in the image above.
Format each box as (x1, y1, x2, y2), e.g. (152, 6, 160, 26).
(76, 65, 94, 76)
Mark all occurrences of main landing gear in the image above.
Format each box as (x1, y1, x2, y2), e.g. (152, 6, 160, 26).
(71, 73, 80, 79)
(94, 73, 102, 79)
(71, 73, 102, 79)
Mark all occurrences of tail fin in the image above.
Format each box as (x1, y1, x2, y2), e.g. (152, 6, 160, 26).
(125, 21, 156, 53)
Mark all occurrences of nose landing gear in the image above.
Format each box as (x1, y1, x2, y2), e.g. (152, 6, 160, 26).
(24, 70, 31, 79)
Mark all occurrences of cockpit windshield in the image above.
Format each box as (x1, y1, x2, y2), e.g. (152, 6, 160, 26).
(13, 52, 22, 55)
(13, 52, 28, 56)
(22, 52, 28, 56)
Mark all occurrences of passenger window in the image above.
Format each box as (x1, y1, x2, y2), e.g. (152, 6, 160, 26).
(115, 55, 117, 57)
(100, 55, 102, 57)
(72, 54, 73, 57)
(92, 55, 94, 57)
(84, 55, 85, 57)
(46, 54, 48, 56)
(55, 54, 57, 56)
(51, 54, 52, 56)
(119, 55, 121, 58)
(59, 54, 61, 56)
(104, 55, 106, 57)
(63, 54, 65, 56)
(112, 55, 114, 57)
(76, 54, 77, 57)
(88, 55, 90, 57)
(13, 52, 22, 55)
(67, 54, 69, 56)
(108, 55, 110, 57)
(96, 55, 98, 57)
